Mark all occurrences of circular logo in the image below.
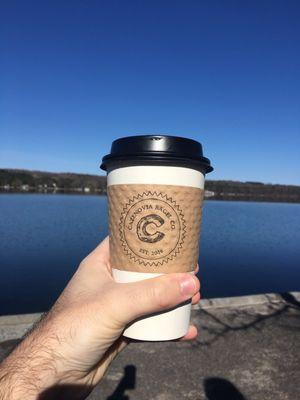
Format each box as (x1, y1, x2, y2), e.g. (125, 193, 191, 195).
(119, 191, 186, 266)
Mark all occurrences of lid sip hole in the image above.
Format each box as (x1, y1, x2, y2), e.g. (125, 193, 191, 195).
(150, 137, 162, 141)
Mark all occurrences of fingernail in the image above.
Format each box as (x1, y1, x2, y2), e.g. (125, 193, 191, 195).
(179, 275, 196, 296)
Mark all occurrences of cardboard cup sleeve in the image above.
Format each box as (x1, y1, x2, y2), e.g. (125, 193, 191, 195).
(108, 184, 204, 274)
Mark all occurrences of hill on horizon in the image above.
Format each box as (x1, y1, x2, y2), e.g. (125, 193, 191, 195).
(0, 168, 300, 203)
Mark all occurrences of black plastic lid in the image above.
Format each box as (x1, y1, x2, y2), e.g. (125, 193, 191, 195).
(100, 134, 213, 174)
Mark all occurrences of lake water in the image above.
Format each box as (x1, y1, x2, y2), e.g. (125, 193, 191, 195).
(0, 194, 299, 315)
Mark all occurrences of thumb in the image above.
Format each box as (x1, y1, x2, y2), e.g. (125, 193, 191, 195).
(113, 273, 200, 325)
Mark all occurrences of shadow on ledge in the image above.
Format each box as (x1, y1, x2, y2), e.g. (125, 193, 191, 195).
(38, 384, 93, 400)
(37, 365, 136, 400)
(192, 292, 300, 347)
(280, 292, 300, 308)
(0, 339, 21, 360)
(107, 365, 136, 400)
(204, 377, 246, 400)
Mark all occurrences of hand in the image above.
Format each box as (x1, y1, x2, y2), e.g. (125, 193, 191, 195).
(0, 237, 200, 399)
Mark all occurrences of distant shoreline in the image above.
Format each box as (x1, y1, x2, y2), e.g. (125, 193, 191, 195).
(1, 168, 300, 203)
(2, 191, 300, 205)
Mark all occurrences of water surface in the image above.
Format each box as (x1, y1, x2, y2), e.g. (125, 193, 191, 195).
(0, 194, 299, 315)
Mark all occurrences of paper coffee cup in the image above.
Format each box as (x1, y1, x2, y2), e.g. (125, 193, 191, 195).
(101, 135, 213, 341)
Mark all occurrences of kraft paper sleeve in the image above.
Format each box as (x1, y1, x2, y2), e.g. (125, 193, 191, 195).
(108, 184, 204, 273)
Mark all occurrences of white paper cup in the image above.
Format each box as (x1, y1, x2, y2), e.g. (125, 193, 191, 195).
(101, 135, 212, 341)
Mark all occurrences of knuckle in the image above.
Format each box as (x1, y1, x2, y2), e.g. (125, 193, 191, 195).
(151, 282, 170, 309)
(124, 287, 142, 308)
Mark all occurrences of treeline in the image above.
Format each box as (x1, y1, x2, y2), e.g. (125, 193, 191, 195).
(205, 180, 300, 202)
(0, 169, 107, 193)
(1, 169, 300, 203)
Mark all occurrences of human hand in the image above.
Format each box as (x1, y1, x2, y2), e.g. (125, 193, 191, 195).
(0, 237, 200, 399)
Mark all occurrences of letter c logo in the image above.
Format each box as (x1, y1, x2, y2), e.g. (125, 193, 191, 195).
(137, 214, 165, 243)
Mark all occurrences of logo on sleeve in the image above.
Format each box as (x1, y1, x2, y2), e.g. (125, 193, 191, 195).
(119, 191, 186, 266)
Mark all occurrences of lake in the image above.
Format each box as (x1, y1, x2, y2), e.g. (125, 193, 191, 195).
(0, 194, 299, 315)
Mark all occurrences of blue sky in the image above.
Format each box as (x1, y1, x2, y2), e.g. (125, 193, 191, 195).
(1, 0, 299, 184)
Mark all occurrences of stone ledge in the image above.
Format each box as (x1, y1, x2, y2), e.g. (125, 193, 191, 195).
(195, 291, 300, 310)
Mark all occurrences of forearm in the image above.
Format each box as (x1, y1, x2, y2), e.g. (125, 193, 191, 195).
(0, 351, 91, 400)
(0, 311, 94, 400)
(0, 327, 60, 399)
